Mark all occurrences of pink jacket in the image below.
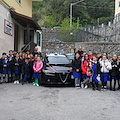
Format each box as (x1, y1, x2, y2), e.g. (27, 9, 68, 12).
(33, 61, 43, 73)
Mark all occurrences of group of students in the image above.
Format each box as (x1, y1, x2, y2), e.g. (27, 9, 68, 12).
(72, 46, 120, 91)
(1, 46, 120, 91)
(0, 49, 43, 86)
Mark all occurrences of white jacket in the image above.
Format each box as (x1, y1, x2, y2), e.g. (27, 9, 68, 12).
(100, 59, 112, 73)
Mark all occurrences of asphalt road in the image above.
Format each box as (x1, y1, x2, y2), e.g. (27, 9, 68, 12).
(0, 83, 120, 120)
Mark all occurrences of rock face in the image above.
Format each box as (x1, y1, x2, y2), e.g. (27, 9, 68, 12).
(42, 41, 120, 58)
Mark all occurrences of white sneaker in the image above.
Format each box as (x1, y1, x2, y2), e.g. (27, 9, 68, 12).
(81, 83, 84, 88)
(36, 84, 39, 87)
(17, 81, 19, 84)
(75, 84, 78, 87)
(85, 85, 88, 89)
(76, 84, 80, 89)
(14, 81, 17, 84)
(33, 83, 35, 86)
(104, 86, 107, 91)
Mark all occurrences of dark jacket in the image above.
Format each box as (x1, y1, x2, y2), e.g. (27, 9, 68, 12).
(97, 56, 102, 62)
(76, 50, 84, 58)
(72, 57, 81, 71)
(29, 58, 35, 72)
(0, 58, 2, 73)
(33, 51, 42, 58)
(118, 61, 120, 76)
(8, 55, 14, 72)
(12, 57, 22, 73)
(110, 59, 119, 77)
(0, 57, 9, 73)
(22, 62, 31, 74)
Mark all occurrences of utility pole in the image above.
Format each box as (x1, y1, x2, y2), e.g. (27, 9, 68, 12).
(98, 18, 99, 42)
(77, 17, 79, 29)
(70, 0, 84, 28)
(70, 3, 72, 28)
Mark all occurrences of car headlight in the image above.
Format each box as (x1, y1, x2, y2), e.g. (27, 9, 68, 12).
(43, 70, 56, 74)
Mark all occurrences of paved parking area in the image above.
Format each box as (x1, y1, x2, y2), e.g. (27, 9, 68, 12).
(0, 83, 120, 120)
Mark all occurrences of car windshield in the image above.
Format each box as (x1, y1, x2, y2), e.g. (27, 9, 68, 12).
(66, 55, 74, 60)
(48, 56, 70, 64)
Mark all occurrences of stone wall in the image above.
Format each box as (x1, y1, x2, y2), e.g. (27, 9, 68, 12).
(75, 42, 120, 58)
(42, 41, 120, 58)
(42, 41, 75, 56)
(42, 28, 60, 41)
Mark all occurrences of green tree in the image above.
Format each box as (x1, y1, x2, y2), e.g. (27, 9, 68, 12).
(32, 0, 115, 27)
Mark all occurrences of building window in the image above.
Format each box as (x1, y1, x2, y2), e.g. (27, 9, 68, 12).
(37, 32, 41, 46)
(16, 0, 21, 5)
(119, 1, 120, 7)
(24, 30, 34, 44)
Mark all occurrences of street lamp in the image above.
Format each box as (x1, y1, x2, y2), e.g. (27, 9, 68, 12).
(70, 0, 84, 28)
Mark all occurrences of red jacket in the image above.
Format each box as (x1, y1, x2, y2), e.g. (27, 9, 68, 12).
(89, 55, 93, 61)
(81, 60, 90, 74)
(29, 58, 35, 62)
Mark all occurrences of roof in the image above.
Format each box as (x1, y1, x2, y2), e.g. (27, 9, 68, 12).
(10, 11, 41, 30)
(66, 53, 74, 55)
(47, 53, 66, 57)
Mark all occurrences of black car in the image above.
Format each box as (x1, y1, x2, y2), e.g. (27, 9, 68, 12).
(40, 53, 74, 85)
(65, 53, 74, 63)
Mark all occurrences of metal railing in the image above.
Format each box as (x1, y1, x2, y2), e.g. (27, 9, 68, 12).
(76, 15, 120, 42)
(21, 41, 37, 53)
(42, 15, 120, 43)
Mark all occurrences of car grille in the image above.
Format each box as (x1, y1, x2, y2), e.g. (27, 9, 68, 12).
(59, 73, 70, 83)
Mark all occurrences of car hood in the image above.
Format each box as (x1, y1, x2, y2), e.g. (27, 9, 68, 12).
(46, 66, 72, 73)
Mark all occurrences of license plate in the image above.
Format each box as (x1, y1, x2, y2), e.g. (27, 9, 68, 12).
(63, 72, 65, 75)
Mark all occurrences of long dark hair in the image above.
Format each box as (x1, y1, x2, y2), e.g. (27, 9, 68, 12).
(83, 54, 89, 64)
(74, 52, 80, 59)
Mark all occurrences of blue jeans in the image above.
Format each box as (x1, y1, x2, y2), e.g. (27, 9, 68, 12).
(22, 74, 30, 85)
(75, 78, 80, 87)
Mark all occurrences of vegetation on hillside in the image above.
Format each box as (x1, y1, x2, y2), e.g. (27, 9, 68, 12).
(32, 0, 115, 29)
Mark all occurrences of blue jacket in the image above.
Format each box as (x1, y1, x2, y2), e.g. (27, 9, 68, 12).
(12, 57, 22, 73)
(0, 58, 9, 74)
(22, 62, 31, 74)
